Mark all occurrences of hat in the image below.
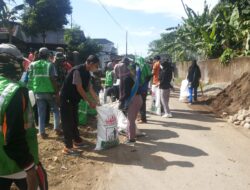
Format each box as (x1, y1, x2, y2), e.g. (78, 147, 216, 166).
(55, 52, 65, 60)
(39, 47, 49, 56)
(121, 57, 131, 65)
(0, 44, 23, 80)
(107, 62, 113, 69)
(0, 43, 23, 60)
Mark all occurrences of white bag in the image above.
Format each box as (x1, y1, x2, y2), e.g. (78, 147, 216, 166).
(179, 79, 189, 102)
(95, 105, 119, 150)
(29, 90, 36, 107)
(99, 90, 104, 105)
(109, 102, 128, 132)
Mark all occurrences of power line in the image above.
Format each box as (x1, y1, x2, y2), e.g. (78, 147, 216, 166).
(96, 0, 125, 32)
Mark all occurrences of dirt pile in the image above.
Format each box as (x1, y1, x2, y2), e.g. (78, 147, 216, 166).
(208, 72, 250, 116)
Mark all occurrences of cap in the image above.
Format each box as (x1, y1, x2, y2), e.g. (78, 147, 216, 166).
(39, 47, 49, 56)
(0, 43, 23, 59)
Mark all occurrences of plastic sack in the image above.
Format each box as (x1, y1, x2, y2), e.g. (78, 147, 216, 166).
(29, 90, 36, 107)
(99, 90, 105, 105)
(95, 105, 119, 150)
(78, 100, 88, 125)
(87, 92, 97, 116)
(179, 79, 189, 102)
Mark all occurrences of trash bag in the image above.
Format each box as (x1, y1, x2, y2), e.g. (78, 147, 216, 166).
(95, 105, 119, 150)
(78, 100, 88, 125)
(87, 92, 97, 116)
(179, 79, 189, 102)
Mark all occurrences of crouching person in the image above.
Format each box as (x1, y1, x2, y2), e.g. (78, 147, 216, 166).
(0, 44, 47, 190)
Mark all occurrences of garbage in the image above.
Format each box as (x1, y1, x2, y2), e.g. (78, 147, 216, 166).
(179, 79, 189, 102)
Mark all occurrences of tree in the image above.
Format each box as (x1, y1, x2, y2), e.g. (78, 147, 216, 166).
(22, 0, 72, 45)
(64, 26, 102, 62)
(0, 0, 24, 43)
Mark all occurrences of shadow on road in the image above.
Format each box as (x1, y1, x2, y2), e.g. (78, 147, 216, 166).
(85, 128, 208, 171)
(147, 120, 211, 131)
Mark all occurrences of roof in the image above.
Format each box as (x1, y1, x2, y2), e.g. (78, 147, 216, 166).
(93, 38, 114, 45)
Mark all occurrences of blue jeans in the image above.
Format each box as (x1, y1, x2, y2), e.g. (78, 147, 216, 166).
(188, 87, 198, 103)
(36, 93, 60, 134)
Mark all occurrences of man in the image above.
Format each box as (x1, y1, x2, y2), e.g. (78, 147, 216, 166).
(151, 55, 161, 115)
(28, 47, 61, 138)
(0, 44, 39, 189)
(53, 51, 72, 89)
(60, 55, 100, 155)
(187, 59, 201, 104)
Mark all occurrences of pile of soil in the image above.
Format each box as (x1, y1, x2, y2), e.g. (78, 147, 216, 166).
(208, 72, 250, 116)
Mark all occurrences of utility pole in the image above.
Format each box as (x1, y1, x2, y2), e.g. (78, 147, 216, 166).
(71, 13, 73, 29)
(126, 31, 128, 56)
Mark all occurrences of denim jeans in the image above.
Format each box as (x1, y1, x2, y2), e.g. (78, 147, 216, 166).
(188, 87, 198, 103)
(36, 93, 60, 134)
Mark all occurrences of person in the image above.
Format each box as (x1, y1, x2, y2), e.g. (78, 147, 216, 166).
(114, 57, 132, 110)
(159, 58, 173, 118)
(28, 47, 61, 139)
(104, 62, 115, 103)
(60, 55, 100, 155)
(0, 44, 42, 190)
(151, 55, 161, 115)
(53, 51, 72, 89)
(136, 56, 152, 123)
(124, 61, 143, 143)
(187, 60, 201, 104)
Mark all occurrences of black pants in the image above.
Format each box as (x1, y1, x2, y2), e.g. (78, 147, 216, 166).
(140, 93, 147, 122)
(0, 177, 27, 190)
(60, 99, 80, 148)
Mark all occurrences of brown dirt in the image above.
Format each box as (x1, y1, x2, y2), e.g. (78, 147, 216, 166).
(37, 116, 110, 190)
(206, 72, 250, 116)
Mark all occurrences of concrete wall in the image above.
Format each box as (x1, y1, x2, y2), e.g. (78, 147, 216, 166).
(176, 57, 250, 83)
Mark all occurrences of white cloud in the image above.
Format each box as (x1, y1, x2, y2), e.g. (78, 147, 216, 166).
(129, 26, 164, 37)
(89, 0, 219, 18)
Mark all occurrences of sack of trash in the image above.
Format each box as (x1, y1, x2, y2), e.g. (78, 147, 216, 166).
(78, 100, 88, 125)
(95, 105, 119, 150)
(179, 79, 189, 102)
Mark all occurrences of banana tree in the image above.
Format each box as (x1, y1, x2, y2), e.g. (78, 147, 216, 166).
(0, 0, 24, 43)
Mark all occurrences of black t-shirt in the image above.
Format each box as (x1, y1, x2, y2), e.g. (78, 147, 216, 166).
(60, 64, 90, 104)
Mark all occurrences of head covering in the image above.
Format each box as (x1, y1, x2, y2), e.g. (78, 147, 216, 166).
(121, 57, 131, 65)
(55, 52, 65, 60)
(39, 47, 49, 56)
(0, 43, 24, 80)
(107, 62, 113, 70)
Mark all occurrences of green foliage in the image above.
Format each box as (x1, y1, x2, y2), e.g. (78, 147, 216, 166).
(0, 0, 24, 43)
(22, 0, 72, 44)
(64, 26, 102, 61)
(219, 48, 235, 65)
(149, 0, 250, 64)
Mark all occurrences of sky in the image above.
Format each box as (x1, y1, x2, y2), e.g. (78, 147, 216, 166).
(14, 0, 219, 56)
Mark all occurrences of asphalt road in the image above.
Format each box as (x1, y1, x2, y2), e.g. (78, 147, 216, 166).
(94, 93, 250, 190)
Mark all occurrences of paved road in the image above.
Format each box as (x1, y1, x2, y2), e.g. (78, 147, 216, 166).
(93, 93, 250, 190)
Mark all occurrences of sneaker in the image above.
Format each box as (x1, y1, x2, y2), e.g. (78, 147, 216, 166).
(62, 147, 80, 156)
(136, 132, 147, 137)
(138, 120, 147, 124)
(162, 113, 173, 118)
(124, 139, 136, 145)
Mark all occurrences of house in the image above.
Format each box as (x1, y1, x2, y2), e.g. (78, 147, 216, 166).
(0, 23, 85, 54)
(93, 38, 118, 71)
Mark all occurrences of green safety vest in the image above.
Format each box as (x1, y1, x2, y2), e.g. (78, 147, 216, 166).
(105, 70, 113, 87)
(0, 76, 39, 176)
(28, 60, 55, 93)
